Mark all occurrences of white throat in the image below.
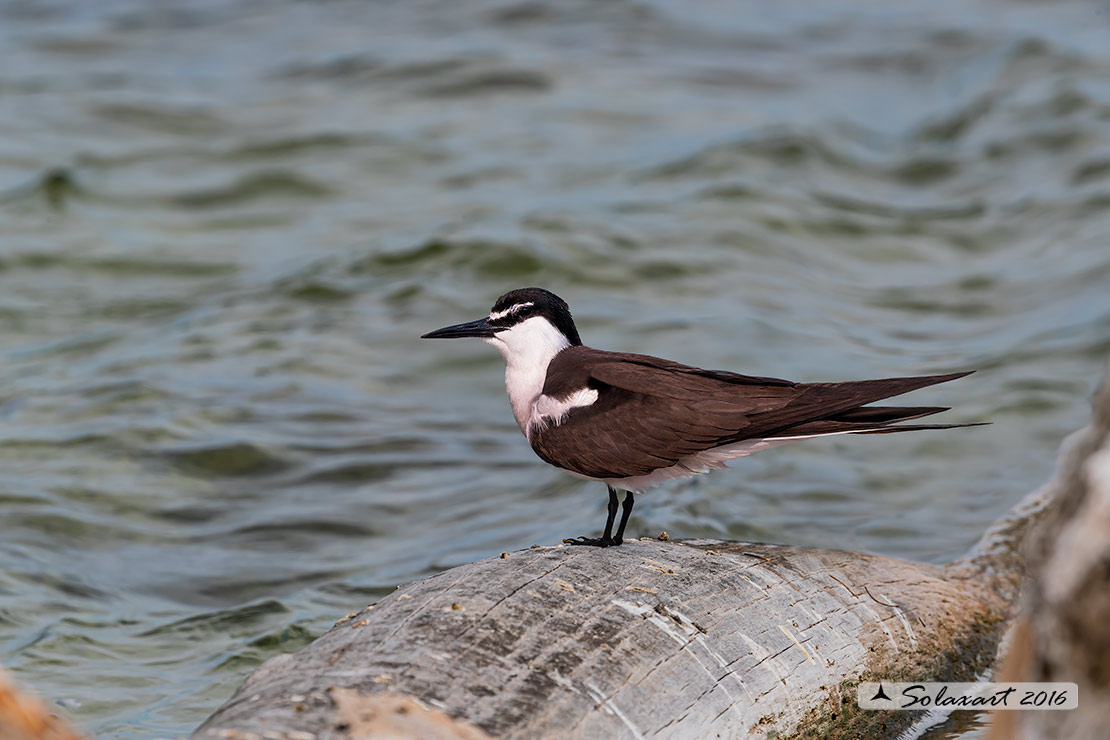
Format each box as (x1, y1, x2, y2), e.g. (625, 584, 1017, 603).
(483, 316, 571, 434)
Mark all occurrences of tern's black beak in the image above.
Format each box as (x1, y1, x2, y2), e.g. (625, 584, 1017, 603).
(421, 317, 498, 339)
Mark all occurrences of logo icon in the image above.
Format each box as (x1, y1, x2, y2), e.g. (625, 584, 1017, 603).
(870, 684, 892, 702)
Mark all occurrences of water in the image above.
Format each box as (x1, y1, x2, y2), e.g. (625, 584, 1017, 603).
(0, 0, 1107, 736)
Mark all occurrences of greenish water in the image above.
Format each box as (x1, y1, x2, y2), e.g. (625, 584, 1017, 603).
(0, 1, 1108, 737)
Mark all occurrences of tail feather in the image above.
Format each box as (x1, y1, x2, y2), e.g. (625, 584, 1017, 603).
(853, 422, 989, 434)
(770, 419, 987, 438)
(830, 405, 950, 424)
(799, 371, 975, 416)
(741, 370, 975, 440)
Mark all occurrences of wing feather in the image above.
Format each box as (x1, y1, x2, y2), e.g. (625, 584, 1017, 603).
(531, 346, 973, 480)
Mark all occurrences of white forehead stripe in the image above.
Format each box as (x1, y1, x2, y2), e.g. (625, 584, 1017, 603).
(489, 302, 534, 321)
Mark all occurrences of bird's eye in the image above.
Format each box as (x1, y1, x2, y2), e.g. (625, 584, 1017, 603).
(518, 305, 533, 316)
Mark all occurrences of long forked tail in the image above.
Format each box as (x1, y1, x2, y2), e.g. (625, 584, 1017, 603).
(776, 416, 987, 438)
(753, 371, 984, 440)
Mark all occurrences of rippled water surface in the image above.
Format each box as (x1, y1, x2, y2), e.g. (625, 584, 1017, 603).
(1, 1, 1108, 736)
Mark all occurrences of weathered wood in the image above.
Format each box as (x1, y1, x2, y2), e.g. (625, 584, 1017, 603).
(191, 532, 1021, 740)
(989, 371, 1110, 740)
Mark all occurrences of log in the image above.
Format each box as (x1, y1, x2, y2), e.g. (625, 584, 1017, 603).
(989, 370, 1110, 740)
(190, 484, 1047, 740)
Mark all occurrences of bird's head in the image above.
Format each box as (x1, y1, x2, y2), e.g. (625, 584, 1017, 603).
(421, 287, 582, 365)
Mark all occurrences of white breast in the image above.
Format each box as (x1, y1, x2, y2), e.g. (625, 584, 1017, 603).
(483, 315, 572, 434)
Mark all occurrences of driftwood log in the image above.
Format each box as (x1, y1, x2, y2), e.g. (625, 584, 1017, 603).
(190, 458, 1058, 740)
(988, 371, 1110, 740)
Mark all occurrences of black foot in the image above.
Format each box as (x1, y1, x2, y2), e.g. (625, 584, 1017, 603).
(563, 535, 622, 548)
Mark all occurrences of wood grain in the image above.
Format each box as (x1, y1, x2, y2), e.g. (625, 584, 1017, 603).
(191, 534, 1018, 740)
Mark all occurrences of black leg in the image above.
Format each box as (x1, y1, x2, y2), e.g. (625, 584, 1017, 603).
(564, 486, 624, 547)
(602, 487, 619, 540)
(613, 490, 635, 546)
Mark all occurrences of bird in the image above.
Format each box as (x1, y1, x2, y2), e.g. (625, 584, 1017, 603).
(422, 287, 981, 547)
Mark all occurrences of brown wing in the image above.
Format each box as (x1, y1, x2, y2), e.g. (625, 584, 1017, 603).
(530, 346, 973, 480)
(579, 348, 797, 392)
(531, 347, 799, 478)
(529, 389, 742, 478)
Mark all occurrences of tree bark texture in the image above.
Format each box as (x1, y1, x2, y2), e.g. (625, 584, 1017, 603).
(990, 371, 1110, 740)
(191, 529, 1031, 740)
